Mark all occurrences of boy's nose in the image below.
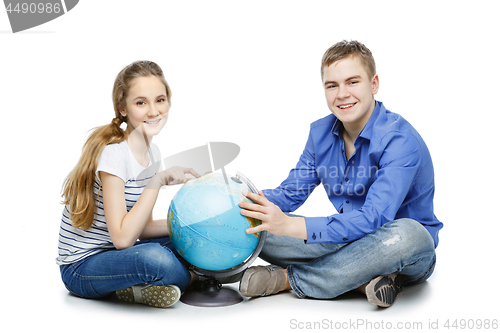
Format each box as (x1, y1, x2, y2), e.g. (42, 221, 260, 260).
(338, 85, 350, 98)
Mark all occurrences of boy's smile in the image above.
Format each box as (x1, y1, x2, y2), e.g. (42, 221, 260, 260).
(323, 55, 379, 138)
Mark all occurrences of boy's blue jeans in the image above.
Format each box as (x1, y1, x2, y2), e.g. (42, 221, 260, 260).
(260, 218, 437, 299)
(59, 237, 191, 299)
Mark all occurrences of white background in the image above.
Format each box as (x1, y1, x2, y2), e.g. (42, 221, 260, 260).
(1, 1, 499, 332)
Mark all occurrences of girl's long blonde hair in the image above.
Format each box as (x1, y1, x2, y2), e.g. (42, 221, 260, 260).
(61, 61, 172, 230)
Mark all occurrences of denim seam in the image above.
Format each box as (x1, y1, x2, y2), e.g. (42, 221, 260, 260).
(407, 257, 436, 285)
(68, 262, 157, 281)
(287, 266, 306, 299)
(160, 240, 172, 247)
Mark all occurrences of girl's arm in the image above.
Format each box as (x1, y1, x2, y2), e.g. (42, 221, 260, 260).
(138, 217, 169, 241)
(100, 167, 199, 250)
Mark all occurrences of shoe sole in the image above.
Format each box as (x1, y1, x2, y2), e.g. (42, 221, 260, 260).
(116, 285, 181, 308)
(366, 274, 402, 307)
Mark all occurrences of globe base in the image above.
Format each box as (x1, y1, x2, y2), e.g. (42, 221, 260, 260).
(180, 278, 243, 307)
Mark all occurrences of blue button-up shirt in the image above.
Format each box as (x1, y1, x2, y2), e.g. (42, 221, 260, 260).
(262, 101, 442, 248)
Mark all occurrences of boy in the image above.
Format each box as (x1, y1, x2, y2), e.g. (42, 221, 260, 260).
(238, 40, 442, 307)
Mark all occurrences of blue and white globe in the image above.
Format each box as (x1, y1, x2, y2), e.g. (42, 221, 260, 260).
(167, 173, 261, 271)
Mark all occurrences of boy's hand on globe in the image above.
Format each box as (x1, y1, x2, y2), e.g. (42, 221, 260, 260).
(240, 191, 307, 240)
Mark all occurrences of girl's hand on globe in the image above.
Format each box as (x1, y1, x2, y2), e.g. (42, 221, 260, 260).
(240, 191, 307, 240)
(158, 166, 201, 186)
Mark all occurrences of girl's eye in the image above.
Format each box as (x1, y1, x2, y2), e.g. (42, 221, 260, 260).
(136, 101, 146, 106)
(157, 98, 165, 103)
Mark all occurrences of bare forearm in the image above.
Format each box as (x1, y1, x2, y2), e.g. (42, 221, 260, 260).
(139, 219, 169, 240)
(104, 167, 200, 250)
(285, 216, 307, 240)
(112, 178, 162, 249)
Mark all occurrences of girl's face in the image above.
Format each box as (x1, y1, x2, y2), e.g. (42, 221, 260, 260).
(120, 75, 169, 138)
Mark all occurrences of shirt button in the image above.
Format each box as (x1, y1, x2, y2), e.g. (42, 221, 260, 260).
(345, 178, 349, 182)
(346, 200, 350, 204)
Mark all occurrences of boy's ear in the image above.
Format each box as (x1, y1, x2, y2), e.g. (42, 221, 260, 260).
(371, 75, 380, 95)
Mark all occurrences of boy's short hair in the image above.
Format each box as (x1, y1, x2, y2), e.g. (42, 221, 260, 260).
(321, 40, 376, 80)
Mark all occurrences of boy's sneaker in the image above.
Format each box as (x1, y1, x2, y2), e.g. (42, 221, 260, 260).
(365, 273, 403, 307)
(239, 265, 287, 297)
(116, 284, 181, 308)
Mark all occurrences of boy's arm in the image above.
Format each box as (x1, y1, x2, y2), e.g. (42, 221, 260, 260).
(305, 132, 422, 244)
(243, 132, 423, 244)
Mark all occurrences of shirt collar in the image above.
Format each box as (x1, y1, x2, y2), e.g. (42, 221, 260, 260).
(332, 117, 342, 137)
(358, 100, 381, 141)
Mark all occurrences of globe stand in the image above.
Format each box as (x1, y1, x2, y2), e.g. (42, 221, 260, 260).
(180, 278, 243, 307)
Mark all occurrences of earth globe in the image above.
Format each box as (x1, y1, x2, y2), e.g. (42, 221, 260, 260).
(167, 171, 266, 307)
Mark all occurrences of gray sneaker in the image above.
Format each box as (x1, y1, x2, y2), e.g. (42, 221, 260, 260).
(239, 265, 287, 297)
(116, 284, 181, 308)
(365, 273, 403, 307)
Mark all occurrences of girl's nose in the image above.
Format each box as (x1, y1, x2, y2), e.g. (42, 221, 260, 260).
(147, 105, 160, 117)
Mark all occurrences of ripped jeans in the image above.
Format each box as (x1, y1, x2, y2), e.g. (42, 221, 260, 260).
(260, 218, 437, 299)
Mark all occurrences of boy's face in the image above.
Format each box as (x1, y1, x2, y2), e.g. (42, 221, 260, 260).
(323, 55, 379, 132)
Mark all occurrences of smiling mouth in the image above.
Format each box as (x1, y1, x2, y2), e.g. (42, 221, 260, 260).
(338, 103, 356, 110)
(144, 119, 161, 125)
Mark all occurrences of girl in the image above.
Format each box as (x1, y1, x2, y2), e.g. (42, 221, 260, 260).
(57, 60, 200, 308)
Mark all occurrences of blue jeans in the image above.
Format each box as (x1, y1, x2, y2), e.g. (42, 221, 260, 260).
(59, 237, 191, 299)
(260, 218, 436, 299)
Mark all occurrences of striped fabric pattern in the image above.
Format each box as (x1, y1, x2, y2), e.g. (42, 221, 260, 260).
(56, 141, 160, 265)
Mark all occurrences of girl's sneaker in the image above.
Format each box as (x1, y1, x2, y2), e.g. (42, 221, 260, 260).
(116, 284, 181, 308)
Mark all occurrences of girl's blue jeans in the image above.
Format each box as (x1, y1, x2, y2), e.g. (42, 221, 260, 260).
(260, 218, 437, 299)
(59, 237, 191, 299)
